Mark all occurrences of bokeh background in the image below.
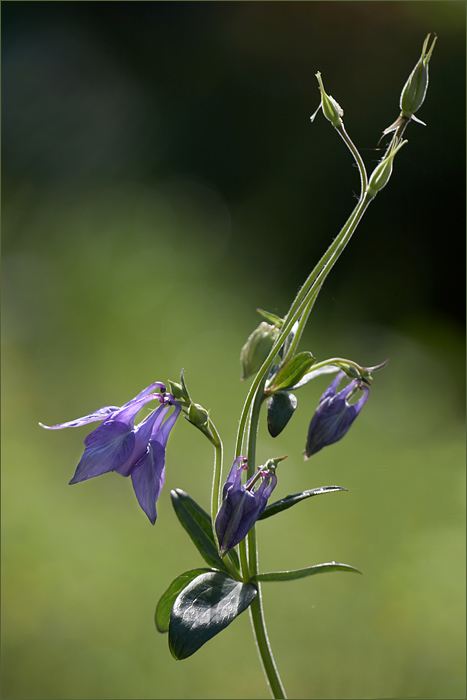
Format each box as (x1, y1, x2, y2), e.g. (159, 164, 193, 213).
(2, 2, 465, 699)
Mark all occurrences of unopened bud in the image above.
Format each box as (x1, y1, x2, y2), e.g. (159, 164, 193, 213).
(400, 33, 437, 119)
(310, 72, 344, 129)
(241, 322, 279, 380)
(366, 139, 407, 198)
(188, 402, 209, 427)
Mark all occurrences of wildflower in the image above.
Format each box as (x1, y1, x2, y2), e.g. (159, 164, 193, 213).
(40, 382, 181, 524)
(304, 371, 369, 459)
(215, 457, 278, 556)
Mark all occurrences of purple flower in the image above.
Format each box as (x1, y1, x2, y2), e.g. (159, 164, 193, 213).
(215, 457, 277, 556)
(304, 371, 370, 459)
(40, 382, 181, 524)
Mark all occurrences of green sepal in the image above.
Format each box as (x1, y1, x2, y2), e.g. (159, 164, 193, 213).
(155, 568, 212, 633)
(252, 562, 362, 583)
(267, 391, 298, 437)
(259, 485, 347, 520)
(170, 489, 240, 572)
(266, 352, 316, 394)
(168, 571, 257, 659)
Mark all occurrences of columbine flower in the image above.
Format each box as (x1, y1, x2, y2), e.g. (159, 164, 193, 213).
(304, 371, 369, 459)
(40, 382, 181, 524)
(215, 457, 277, 556)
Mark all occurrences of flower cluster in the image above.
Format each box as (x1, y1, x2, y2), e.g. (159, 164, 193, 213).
(40, 382, 181, 524)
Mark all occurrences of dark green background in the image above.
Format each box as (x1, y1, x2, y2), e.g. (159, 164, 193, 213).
(2, 2, 465, 699)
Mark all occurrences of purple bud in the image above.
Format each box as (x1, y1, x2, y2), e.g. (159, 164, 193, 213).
(215, 457, 277, 556)
(304, 371, 369, 459)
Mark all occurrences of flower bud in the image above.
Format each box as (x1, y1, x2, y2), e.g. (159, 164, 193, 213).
(366, 139, 407, 198)
(241, 322, 279, 380)
(400, 33, 437, 119)
(187, 402, 209, 427)
(310, 72, 344, 128)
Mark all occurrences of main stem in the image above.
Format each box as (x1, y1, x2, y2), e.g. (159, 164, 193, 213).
(236, 123, 372, 699)
(241, 379, 287, 699)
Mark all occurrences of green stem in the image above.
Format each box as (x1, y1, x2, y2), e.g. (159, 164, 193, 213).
(234, 126, 371, 699)
(235, 190, 372, 458)
(208, 418, 223, 552)
(241, 378, 287, 698)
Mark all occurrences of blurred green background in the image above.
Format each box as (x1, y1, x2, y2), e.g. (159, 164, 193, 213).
(2, 2, 465, 699)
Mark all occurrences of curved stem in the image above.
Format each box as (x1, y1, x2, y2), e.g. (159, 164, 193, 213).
(235, 191, 372, 457)
(208, 418, 223, 552)
(337, 125, 368, 196)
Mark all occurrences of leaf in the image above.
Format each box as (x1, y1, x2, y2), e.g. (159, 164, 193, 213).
(156, 568, 212, 633)
(259, 485, 347, 520)
(170, 489, 229, 572)
(267, 391, 298, 437)
(267, 352, 316, 393)
(253, 562, 362, 583)
(291, 363, 339, 389)
(170, 489, 240, 573)
(169, 571, 257, 659)
(256, 308, 284, 325)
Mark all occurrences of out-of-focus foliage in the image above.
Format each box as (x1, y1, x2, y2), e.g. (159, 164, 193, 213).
(2, 2, 465, 699)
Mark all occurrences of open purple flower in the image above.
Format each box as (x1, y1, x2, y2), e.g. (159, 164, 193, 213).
(215, 457, 277, 556)
(304, 371, 369, 459)
(40, 382, 181, 524)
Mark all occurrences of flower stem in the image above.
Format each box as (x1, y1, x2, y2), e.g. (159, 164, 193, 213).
(242, 378, 287, 698)
(208, 418, 224, 552)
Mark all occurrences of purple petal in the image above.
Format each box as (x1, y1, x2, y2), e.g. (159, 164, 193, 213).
(130, 382, 166, 403)
(130, 441, 166, 524)
(110, 393, 163, 430)
(319, 371, 346, 403)
(39, 405, 120, 430)
(114, 403, 168, 477)
(69, 421, 136, 483)
(151, 401, 182, 446)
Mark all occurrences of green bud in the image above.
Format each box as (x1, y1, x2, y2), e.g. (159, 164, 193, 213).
(241, 322, 279, 380)
(400, 33, 437, 119)
(310, 72, 344, 128)
(168, 380, 188, 402)
(366, 139, 407, 198)
(187, 402, 209, 427)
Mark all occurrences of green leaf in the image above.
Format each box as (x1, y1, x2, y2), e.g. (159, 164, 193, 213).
(256, 308, 284, 325)
(267, 391, 298, 437)
(291, 363, 339, 389)
(171, 489, 229, 572)
(170, 489, 240, 573)
(155, 568, 212, 633)
(169, 571, 257, 659)
(267, 352, 316, 393)
(259, 485, 347, 520)
(253, 562, 362, 583)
